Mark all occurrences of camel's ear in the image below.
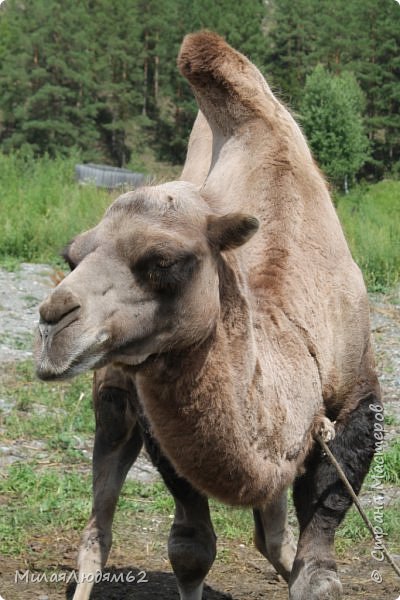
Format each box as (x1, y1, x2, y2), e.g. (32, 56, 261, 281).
(207, 213, 259, 251)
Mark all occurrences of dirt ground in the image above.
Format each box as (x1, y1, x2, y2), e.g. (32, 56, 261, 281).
(1, 535, 399, 599)
(0, 265, 399, 599)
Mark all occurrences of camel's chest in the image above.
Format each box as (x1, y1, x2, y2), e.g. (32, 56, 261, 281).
(136, 354, 321, 506)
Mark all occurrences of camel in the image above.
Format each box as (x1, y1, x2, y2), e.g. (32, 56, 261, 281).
(35, 32, 381, 600)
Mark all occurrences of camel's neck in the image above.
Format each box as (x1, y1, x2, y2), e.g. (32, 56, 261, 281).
(134, 257, 279, 506)
(138, 256, 257, 398)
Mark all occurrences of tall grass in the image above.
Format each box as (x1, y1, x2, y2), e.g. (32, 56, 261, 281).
(0, 151, 112, 265)
(336, 180, 400, 292)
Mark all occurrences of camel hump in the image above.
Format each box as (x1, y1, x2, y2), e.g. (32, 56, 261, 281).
(180, 110, 212, 186)
(178, 31, 278, 133)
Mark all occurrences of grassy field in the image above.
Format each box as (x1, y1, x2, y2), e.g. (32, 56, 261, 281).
(336, 180, 400, 292)
(0, 152, 399, 290)
(0, 152, 113, 267)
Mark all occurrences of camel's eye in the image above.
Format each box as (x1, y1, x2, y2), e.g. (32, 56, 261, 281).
(155, 258, 177, 269)
(135, 251, 198, 293)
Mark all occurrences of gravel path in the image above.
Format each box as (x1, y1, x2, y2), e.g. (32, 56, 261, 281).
(370, 292, 400, 424)
(0, 263, 52, 363)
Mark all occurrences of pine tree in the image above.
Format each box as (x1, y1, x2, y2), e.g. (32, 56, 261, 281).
(300, 65, 369, 190)
(265, 0, 400, 178)
(154, 0, 269, 163)
(0, 0, 100, 158)
(91, 0, 143, 165)
(265, 0, 319, 103)
(347, 0, 400, 176)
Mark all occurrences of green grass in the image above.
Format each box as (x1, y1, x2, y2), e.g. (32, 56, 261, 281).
(335, 503, 400, 555)
(384, 413, 400, 427)
(336, 180, 400, 292)
(0, 151, 112, 265)
(0, 462, 254, 556)
(367, 438, 400, 485)
(0, 464, 92, 556)
(0, 361, 94, 447)
(1, 455, 398, 558)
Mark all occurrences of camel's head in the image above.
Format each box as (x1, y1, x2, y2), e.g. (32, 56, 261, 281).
(35, 181, 258, 380)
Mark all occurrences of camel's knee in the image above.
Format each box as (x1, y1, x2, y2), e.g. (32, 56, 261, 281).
(169, 520, 216, 597)
(168, 491, 216, 594)
(140, 419, 217, 597)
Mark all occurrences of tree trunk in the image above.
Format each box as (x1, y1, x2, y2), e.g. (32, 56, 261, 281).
(142, 32, 148, 116)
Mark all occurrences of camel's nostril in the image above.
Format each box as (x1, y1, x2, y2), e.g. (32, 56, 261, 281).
(39, 289, 81, 326)
(38, 320, 50, 339)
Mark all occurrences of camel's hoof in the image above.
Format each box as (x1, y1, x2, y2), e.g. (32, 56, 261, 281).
(290, 566, 342, 600)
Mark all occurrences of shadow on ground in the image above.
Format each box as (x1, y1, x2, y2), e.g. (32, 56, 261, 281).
(66, 567, 232, 600)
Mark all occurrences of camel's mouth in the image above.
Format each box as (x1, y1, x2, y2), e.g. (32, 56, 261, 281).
(35, 321, 155, 381)
(35, 329, 111, 381)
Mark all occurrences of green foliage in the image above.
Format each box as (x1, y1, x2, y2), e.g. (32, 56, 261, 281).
(349, 0, 400, 178)
(0, 0, 269, 165)
(1, 0, 399, 175)
(300, 65, 369, 188)
(266, 0, 400, 178)
(150, 0, 269, 163)
(0, 151, 111, 264)
(265, 0, 319, 103)
(336, 180, 400, 292)
(0, 0, 101, 160)
(90, 0, 145, 165)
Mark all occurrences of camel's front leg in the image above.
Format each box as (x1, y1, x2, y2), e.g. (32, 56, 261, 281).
(141, 420, 217, 600)
(170, 492, 216, 600)
(73, 368, 142, 600)
(253, 489, 297, 582)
